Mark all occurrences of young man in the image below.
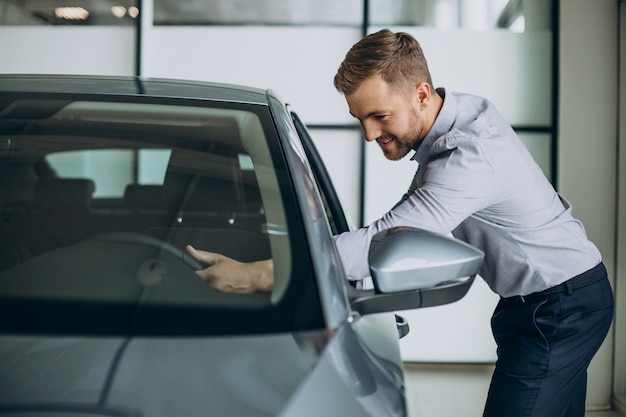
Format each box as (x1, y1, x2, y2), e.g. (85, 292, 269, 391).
(188, 29, 614, 416)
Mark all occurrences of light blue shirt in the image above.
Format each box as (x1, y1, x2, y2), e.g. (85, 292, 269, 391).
(334, 89, 601, 297)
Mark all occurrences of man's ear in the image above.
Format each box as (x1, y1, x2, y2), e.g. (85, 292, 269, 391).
(415, 82, 431, 107)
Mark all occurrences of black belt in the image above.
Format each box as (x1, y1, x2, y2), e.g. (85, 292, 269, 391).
(503, 262, 607, 304)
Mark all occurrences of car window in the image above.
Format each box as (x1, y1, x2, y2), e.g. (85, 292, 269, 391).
(291, 111, 352, 235)
(0, 98, 323, 336)
(46, 148, 172, 198)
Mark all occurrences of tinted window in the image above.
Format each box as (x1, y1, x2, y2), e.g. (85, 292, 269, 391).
(0, 97, 323, 335)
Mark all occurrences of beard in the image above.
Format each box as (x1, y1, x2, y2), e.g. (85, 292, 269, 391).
(379, 135, 413, 161)
(379, 109, 425, 161)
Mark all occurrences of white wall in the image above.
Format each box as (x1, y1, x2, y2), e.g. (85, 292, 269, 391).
(0, 27, 135, 75)
(559, 0, 619, 410)
(141, 26, 359, 125)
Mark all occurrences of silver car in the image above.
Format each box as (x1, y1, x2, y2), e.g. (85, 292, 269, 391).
(0, 74, 483, 417)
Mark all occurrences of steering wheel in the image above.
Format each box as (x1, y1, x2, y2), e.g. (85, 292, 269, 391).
(87, 232, 205, 271)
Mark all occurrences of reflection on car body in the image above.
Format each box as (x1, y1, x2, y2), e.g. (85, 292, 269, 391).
(0, 75, 483, 417)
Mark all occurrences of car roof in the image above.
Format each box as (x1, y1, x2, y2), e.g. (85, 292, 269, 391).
(0, 74, 270, 105)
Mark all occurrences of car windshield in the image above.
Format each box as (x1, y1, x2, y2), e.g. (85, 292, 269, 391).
(0, 96, 323, 336)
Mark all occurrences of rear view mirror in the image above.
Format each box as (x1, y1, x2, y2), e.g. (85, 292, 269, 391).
(348, 227, 484, 315)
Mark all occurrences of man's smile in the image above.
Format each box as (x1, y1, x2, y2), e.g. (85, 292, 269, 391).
(377, 136, 394, 146)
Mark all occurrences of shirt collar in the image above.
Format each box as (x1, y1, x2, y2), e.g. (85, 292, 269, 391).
(411, 88, 456, 164)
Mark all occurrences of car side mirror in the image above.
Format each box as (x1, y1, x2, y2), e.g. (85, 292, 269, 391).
(348, 227, 484, 316)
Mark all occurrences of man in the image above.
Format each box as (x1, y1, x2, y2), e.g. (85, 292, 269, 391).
(187, 29, 614, 416)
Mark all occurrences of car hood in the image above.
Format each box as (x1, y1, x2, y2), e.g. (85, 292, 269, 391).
(0, 322, 403, 417)
(0, 331, 322, 416)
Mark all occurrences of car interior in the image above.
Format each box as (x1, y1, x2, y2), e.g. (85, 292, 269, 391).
(0, 99, 294, 311)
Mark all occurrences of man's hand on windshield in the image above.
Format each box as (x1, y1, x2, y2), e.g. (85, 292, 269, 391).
(185, 245, 274, 293)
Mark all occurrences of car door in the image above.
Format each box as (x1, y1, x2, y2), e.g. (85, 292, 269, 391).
(290, 111, 352, 236)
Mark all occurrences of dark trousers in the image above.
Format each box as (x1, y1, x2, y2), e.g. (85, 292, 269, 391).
(483, 269, 614, 417)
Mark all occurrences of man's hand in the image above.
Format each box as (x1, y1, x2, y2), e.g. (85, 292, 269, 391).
(185, 245, 274, 293)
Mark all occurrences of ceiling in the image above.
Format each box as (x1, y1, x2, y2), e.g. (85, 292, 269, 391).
(1, 0, 524, 29)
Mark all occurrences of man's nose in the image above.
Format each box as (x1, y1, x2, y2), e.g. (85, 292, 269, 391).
(361, 121, 381, 142)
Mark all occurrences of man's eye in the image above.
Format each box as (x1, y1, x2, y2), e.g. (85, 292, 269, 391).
(375, 115, 388, 120)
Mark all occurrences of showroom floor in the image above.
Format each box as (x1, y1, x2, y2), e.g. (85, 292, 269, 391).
(404, 363, 623, 417)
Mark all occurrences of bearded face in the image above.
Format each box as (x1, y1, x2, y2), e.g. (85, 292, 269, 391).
(376, 106, 424, 161)
(346, 75, 429, 162)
